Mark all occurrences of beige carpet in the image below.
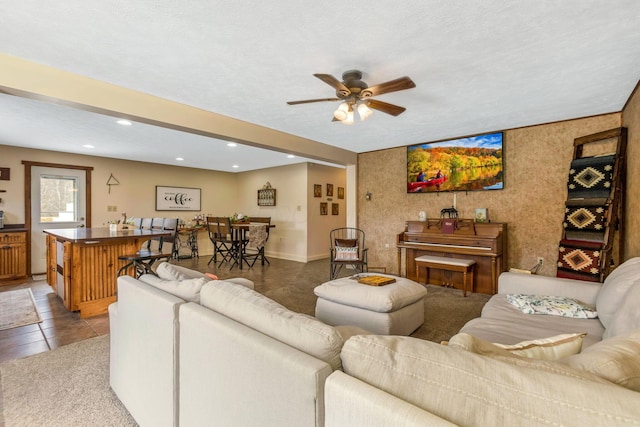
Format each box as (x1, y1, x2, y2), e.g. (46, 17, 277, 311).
(0, 289, 42, 331)
(264, 281, 490, 343)
(0, 335, 137, 427)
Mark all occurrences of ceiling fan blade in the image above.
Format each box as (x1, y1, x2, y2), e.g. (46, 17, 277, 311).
(313, 74, 350, 96)
(364, 99, 407, 116)
(287, 98, 340, 105)
(361, 76, 416, 98)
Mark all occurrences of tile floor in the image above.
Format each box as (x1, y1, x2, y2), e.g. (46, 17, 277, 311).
(0, 280, 110, 364)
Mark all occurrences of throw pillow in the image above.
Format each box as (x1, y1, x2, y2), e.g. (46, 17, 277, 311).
(560, 329, 640, 392)
(507, 294, 598, 319)
(335, 246, 359, 261)
(335, 238, 358, 247)
(449, 332, 586, 361)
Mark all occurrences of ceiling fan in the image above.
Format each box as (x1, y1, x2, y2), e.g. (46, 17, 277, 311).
(287, 70, 416, 124)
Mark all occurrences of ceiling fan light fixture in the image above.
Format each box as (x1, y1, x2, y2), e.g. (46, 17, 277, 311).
(357, 102, 373, 121)
(341, 104, 355, 125)
(333, 102, 349, 121)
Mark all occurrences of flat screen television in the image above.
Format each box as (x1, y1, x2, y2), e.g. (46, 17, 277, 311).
(407, 132, 504, 193)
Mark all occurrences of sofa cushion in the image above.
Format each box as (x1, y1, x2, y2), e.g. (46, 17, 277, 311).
(560, 329, 640, 392)
(200, 280, 344, 370)
(138, 274, 208, 303)
(603, 277, 640, 339)
(340, 335, 639, 426)
(459, 294, 604, 348)
(156, 262, 209, 281)
(449, 332, 585, 361)
(596, 257, 640, 328)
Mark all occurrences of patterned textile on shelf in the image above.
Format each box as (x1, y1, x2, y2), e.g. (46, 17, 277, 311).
(563, 204, 608, 231)
(566, 154, 615, 199)
(556, 239, 603, 282)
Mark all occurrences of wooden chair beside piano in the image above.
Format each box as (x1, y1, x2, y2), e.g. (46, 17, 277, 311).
(397, 218, 506, 295)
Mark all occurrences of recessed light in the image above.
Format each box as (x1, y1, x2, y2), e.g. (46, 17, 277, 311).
(232, 165, 239, 169)
(82, 144, 95, 149)
(287, 154, 295, 158)
(176, 157, 184, 161)
(227, 142, 237, 147)
(117, 119, 133, 126)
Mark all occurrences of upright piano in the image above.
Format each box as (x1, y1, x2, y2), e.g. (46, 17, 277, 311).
(397, 220, 507, 294)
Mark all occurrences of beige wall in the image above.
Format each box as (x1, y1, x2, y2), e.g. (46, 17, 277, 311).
(0, 145, 237, 226)
(622, 85, 640, 258)
(357, 113, 628, 277)
(0, 144, 346, 264)
(307, 163, 347, 260)
(236, 163, 308, 261)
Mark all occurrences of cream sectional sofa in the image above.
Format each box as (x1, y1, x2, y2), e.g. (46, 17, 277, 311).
(111, 259, 640, 426)
(325, 257, 640, 426)
(109, 263, 366, 427)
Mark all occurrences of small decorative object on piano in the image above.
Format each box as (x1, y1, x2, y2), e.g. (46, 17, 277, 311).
(357, 275, 396, 286)
(441, 219, 456, 234)
(475, 208, 488, 222)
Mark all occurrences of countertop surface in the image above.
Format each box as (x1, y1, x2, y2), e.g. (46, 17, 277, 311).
(0, 224, 27, 232)
(43, 227, 170, 242)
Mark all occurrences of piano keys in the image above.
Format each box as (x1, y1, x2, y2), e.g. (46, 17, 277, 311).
(397, 220, 507, 294)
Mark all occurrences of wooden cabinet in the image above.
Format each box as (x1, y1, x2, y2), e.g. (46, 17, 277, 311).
(0, 230, 27, 285)
(45, 227, 170, 318)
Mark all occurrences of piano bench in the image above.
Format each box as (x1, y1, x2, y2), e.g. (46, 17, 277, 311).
(415, 255, 476, 297)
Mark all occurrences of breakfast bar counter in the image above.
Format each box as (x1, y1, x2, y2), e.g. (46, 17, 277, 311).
(44, 227, 169, 318)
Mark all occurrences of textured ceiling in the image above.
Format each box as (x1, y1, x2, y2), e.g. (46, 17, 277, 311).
(1, 1, 639, 172)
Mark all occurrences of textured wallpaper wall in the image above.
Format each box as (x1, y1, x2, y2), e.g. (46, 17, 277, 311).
(623, 85, 640, 258)
(358, 113, 623, 277)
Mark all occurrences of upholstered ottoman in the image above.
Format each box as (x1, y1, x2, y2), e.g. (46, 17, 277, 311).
(314, 274, 427, 335)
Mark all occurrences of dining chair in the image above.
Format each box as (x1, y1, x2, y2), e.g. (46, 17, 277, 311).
(243, 217, 271, 266)
(206, 216, 239, 268)
(161, 218, 179, 260)
(117, 217, 176, 278)
(329, 227, 368, 280)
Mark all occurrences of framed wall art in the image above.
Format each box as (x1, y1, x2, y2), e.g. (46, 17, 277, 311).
(337, 187, 344, 199)
(320, 202, 328, 215)
(0, 168, 10, 181)
(332, 203, 339, 215)
(258, 188, 276, 206)
(156, 186, 201, 211)
(314, 184, 322, 198)
(326, 183, 334, 197)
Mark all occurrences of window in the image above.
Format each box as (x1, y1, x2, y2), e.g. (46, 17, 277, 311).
(40, 175, 79, 223)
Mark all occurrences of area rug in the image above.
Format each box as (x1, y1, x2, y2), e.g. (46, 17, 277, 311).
(0, 289, 42, 331)
(0, 335, 137, 427)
